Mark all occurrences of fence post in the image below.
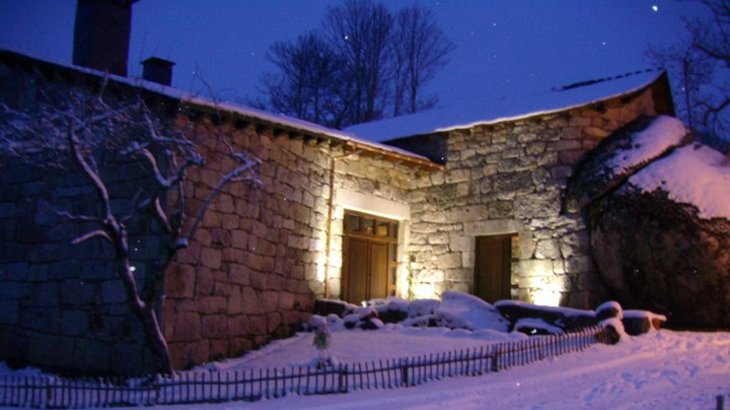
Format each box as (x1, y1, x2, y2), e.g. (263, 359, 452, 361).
(491, 346, 500, 372)
(400, 359, 409, 387)
(717, 394, 725, 410)
(339, 365, 348, 393)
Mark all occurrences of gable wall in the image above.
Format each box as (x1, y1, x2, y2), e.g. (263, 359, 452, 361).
(406, 85, 663, 308)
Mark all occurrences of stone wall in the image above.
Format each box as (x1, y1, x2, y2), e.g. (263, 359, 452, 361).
(0, 56, 423, 374)
(406, 85, 664, 308)
(162, 120, 327, 369)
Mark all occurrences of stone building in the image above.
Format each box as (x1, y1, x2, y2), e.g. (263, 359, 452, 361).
(0, 0, 679, 374)
(0, 46, 675, 375)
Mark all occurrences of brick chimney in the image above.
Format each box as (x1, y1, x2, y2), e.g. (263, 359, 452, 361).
(142, 57, 175, 86)
(72, 0, 137, 76)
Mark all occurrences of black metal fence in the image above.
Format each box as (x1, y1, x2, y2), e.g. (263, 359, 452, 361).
(0, 326, 615, 409)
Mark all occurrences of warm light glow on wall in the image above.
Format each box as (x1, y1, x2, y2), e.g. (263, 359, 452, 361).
(530, 289, 562, 307)
(412, 283, 436, 300)
(315, 252, 326, 283)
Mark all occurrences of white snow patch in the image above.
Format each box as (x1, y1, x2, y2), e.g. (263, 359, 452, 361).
(607, 115, 688, 174)
(628, 144, 730, 219)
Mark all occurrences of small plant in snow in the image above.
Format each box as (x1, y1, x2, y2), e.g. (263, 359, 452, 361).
(311, 317, 333, 368)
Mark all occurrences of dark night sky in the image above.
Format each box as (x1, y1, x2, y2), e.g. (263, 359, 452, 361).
(0, 1, 708, 112)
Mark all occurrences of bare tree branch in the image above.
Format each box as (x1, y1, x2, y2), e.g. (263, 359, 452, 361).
(72, 229, 112, 245)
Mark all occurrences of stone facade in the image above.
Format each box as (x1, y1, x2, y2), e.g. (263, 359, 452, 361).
(0, 52, 420, 374)
(0, 51, 676, 375)
(405, 84, 669, 308)
(162, 120, 418, 369)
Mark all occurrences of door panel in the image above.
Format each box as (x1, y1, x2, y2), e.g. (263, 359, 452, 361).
(369, 242, 388, 300)
(345, 237, 369, 304)
(474, 235, 513, 303)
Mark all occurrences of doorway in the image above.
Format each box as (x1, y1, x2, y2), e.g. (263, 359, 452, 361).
(474, 234, 517, 303)
(342, 211, 398, 304)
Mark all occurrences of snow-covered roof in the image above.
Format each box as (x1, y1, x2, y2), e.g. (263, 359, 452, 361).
(0, 49, 439, 170)
(346, 69, 666, 142)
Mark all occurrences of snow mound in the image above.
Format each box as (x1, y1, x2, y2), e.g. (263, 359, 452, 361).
(432, 291, 510, 332)
(627, 143, 730, 220)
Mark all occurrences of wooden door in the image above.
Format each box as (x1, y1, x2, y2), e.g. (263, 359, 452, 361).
(342, 212, 398, 304)
(344, 238, 369, 304)
(474, 235, 513, 303)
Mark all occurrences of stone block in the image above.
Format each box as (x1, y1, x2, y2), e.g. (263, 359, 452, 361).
(229, 315, 250, 336)
(519, 259, 554, 277)
(61, 310, 89, 336)
(202, 314, 228, 338)
(249, 315, 268, 335)
(199, 296, 227, 314)
(232, 231, 248, 249)
(200, 247, 222, 270)
(195, 267, 214, 296)
(173, 312, 201, 341)
(36, 281, 61, 306)
(228, 264, 251, 285)
(165, 264, 195, 299)
(228, 286, 243, 315)
(209, 339, 230, 360)
(437, 252, 462, 269)
(242, 287, 265, 314)
(261, 291, 279, 313)
(535, 239, 561, 259)
(0, 301, 18, 324)
(0, 281, 29, 300)
(488, 201, 514, 219)
(267, 312, 283, 334)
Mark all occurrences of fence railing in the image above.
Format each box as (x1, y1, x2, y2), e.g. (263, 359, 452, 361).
(0, 326, 615, 409)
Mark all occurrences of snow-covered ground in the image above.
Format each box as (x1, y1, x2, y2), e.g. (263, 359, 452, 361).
(171, 330, 730, 409)
(3, 328, 727, 410)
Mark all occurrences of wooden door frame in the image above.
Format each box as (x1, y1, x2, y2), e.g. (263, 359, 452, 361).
(341, 210, 399, 304)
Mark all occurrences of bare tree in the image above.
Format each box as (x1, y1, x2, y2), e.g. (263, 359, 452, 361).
(257, 0, 453, 128)
(0, 81, 258, 374)
(258, 32, 349, 128)
(391, 5, 454, 116)
(647, 0, 730, 150)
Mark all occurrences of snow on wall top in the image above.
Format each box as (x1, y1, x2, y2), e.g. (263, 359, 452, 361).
(0, 49, 431, 165)
(628, 144, 730, 220)
(346, 69, 664, 142)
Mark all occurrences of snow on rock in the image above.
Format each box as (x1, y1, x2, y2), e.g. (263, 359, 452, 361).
(565, 115, 690, 213)
(622, 310, 667, 336)
(407, 298, 441, 318)
(513, 318, 564, 335)
(606, 115, 688, 175)
(598, 317, 628, 341)
(432, 291, 510, 332)
(627, 143, 730, 220)
(495, 299, 596, 332)
(595, 300, 623, 321)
